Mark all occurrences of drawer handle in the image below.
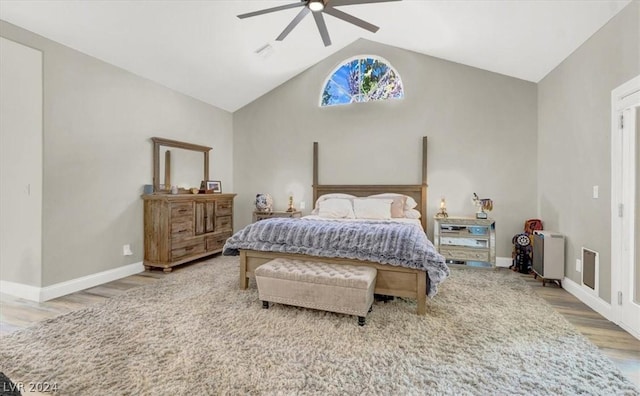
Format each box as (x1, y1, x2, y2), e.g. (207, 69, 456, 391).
(178, 209, 188, 213)
(185, 246, 194, 251)
(177, 229, 187, 233)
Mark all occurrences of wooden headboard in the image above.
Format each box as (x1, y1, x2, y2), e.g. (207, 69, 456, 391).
(312, 137, 428, 230)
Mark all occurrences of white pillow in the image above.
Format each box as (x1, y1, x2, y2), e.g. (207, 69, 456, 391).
(312, 193, 357, 214)
(404, 209, 422, 219)
(368, 193, 418, 211)
(353, 198, 393, 220)
(318, 198, 356, 219)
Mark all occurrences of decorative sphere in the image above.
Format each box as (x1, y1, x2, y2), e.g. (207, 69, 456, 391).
(255, 193, 274, 212)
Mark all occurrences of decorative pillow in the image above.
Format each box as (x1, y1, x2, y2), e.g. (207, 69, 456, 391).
(312, 193, 357, 215)
(353, 198, 393, 220)
(404, 209, 422, 219)
(368, 196, 407, 218)
(368, 193, 418, 211)
(318, 198, 356, 219)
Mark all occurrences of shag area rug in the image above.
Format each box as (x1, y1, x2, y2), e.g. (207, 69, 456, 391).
(1, 256, 637, 395)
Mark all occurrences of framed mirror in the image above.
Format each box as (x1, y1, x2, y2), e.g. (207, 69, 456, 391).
(152, 137, 212, 193)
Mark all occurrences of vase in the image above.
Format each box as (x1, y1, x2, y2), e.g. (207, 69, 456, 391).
(255, 193, 273, 212)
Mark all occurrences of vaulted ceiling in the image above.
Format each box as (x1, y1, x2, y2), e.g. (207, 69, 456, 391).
(0, 0, 631, 112)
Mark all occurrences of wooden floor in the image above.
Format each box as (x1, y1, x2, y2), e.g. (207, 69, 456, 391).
(1, 261, 639, 389)
(519, 271, 640, 387)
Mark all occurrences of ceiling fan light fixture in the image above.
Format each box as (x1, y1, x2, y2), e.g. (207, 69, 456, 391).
(308, 0, 324, 12)
(238, 0, 399, 47)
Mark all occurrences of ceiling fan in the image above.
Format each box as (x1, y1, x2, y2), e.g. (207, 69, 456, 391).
(237, 0, 401, 47)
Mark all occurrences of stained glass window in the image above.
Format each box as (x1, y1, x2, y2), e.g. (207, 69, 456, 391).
(320, 56, 404, 107)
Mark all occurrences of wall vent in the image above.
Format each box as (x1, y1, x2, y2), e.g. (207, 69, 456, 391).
(581, 247, 599, 295)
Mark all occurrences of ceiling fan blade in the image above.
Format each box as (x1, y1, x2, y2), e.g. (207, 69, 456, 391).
(313, 11, 332, 47)
(329, 0, 401, 6)
(237, 2, 305, 19)
(276, 7, 311, 41)
(323, 6, 379, 33)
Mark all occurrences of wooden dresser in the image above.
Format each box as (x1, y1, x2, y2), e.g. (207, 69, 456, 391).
(142, 193, 236, 272)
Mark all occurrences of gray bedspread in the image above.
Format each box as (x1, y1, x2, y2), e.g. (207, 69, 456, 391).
(223, 218, 449, 296)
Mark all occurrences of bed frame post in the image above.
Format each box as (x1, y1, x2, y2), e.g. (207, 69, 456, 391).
(313, 141, 319, 204)
(421, 136, 428, 231)
(417, 272, 427, 315)
(240, 250, 248, 289)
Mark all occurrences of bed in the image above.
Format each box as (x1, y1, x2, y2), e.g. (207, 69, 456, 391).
(225, 137, 447, 315)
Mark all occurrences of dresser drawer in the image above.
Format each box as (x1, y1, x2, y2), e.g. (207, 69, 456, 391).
(171, 202, 193, 220)
(440, 247, 489, 262)
(171, 239, 205, 261)
(206, 232, 232, 252)
(216, 199, 233, 216)
(215, 215, 232, 232)
(171, 221, 193, 240)
(440, 237, 488, 249)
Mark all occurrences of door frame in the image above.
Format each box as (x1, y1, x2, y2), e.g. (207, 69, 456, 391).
(611, 74, 640, 340)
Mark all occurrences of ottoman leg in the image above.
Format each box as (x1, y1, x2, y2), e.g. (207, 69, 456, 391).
(358, 316, 366, 326)
(368, 305, 373, 313)
(262, 301, 269, 309)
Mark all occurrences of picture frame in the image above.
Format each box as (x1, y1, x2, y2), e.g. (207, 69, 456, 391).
(206, 180, 222, 193)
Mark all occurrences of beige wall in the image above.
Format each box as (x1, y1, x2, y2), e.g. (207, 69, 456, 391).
(233, 39, 538, 258)
(537, 1, 639, 302)
(0, 20, 233, 286)
(0, 37, 43, 286)
(636, 106, 640, 303)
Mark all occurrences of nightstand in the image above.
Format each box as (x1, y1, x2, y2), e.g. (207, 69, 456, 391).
(433, 216, 496, 267)
(252, 210, 302, 222)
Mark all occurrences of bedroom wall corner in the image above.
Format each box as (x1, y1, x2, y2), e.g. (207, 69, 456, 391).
(537, 1, 640, 303)
(0, 20, 234, 288)
(0, 36, 43, 288)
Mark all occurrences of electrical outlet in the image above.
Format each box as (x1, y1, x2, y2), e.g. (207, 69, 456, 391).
(299, 201, 306, 209)
(123, 244, 133, 256)
(592, 185, 599, 199)
(576, 258, 582, 272)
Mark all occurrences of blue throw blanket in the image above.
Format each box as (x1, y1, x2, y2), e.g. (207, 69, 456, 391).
(223, 218, 449, 296)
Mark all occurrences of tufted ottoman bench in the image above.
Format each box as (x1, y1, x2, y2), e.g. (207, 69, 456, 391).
(255, 258, 377, 326)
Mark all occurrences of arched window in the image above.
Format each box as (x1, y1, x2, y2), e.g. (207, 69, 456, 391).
(320, 56, 404, 107)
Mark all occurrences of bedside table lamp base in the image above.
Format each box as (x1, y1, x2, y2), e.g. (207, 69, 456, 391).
(435, 198, 448, 218)
(435, 209, 448, 218)
(286, 195, 296, 212)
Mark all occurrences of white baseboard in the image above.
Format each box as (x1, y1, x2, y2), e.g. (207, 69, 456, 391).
(496, 257, 512, 268)
(1, 262, 144, 302)
(0, 280, 41, 301)
(617, 323, 640, 340)
(618, 321, 640, 341)
(563, 276, 614, 322)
